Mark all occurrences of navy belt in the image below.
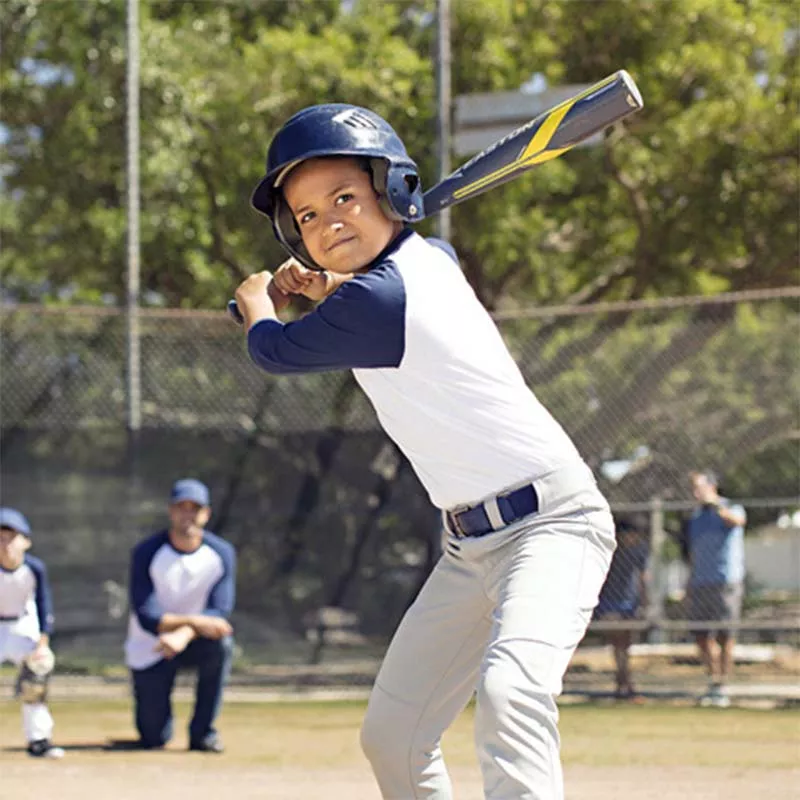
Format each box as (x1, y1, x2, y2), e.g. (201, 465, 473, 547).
(447, 483, 539, 538)
(0, 615, 20, 622)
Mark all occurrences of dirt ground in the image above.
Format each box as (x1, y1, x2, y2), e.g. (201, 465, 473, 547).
(2, 699, 798, 800)
(3, 761, 798, 800)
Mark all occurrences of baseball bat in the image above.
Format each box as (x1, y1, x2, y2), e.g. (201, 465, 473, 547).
(422, 69, 643, 215)
(228, 69, 643, 323)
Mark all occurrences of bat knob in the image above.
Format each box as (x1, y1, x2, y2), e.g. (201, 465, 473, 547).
(227, 299, 244, 325)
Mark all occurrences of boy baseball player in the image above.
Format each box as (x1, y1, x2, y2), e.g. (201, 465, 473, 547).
(234, 104, 616, 799)
(0, 507, 65, 759)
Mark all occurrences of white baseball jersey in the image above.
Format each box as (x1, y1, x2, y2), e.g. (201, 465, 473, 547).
(0, 556, 58, 744)
(247, 229, 582, 510)
(0, 555, 53, 643)
(125, 531, 236, 670)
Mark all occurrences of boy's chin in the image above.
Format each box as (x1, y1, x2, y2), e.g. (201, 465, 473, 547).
(318, 239, 391, 274)
(326, 252, 381, 274)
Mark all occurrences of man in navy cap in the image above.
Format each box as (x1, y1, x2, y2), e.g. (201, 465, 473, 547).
(0, 507, 65, 758)
(124, 479, 236, 752)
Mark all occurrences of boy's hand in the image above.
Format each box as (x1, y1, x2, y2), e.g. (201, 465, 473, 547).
(273, 259, 314, 294)
(273, 259, 331, 302)
(234, 270, 289, 328)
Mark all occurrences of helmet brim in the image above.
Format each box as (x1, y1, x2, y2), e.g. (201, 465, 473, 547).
(251, 160, 305, 218)
(251, 174, 275, 217)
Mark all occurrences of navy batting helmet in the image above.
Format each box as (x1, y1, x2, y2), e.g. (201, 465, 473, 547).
(251, 104, 424, 268)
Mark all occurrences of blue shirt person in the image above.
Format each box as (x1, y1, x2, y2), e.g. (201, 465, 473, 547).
(685, 470, 746, 707)
(595, 519, 650, 699)
(124, 479, 236, 752)
(596, 520, 649, 618)
(686, 504, 745, 588)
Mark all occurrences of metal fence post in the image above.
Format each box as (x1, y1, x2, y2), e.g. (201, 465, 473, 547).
(125, 0, 142, 568)
(648, 496, 666, 643)
(126, 0, 141, 435)
(435, 0, 451, 242)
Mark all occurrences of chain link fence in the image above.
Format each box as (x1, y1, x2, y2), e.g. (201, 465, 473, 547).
(1, 289, 798, 692)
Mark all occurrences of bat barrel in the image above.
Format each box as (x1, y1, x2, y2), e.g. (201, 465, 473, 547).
(423, 70, 644, 216)
(548, 69, 643, 150)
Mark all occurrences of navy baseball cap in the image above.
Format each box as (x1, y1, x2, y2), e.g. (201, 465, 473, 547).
(0, 507, 32, 537)
(169, 479, 210, 507)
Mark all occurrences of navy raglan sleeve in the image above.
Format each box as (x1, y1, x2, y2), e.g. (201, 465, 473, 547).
(247, 262, 406, 374)
(26, 556, 55, 635)
(129, 534, 167, 635)
(204, 536, 236, 619)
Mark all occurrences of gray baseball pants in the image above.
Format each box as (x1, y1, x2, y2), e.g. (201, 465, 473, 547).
(360, 462, 615, 799)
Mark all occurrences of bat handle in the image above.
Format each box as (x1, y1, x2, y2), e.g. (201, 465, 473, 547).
(227, 299, 244, 325)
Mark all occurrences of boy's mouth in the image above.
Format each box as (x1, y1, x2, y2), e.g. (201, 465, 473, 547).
(326, 236, 357, 252)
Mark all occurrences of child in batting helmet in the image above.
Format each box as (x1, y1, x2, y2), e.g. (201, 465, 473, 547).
(233, 104, 615, 800)
(250, 104, 424, 270)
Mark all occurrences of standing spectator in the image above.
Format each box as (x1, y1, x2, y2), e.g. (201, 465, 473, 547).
(594, 518, 650, 701)
(685, 470, 746, 708)
(124, 479, 236, 751)
(0, 507, 65, 758)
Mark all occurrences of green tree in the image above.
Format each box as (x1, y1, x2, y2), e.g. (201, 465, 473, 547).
(446, 0, 798, 308)
(0, 0, 434, 307)
(2, 0, 795, 308)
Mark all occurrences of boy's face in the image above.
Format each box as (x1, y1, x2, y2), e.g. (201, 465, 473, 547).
(282, 157, 403, 273)
(0, 526, 31, 567)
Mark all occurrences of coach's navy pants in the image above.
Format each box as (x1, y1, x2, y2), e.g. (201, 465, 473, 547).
(131, 636, 233, 748)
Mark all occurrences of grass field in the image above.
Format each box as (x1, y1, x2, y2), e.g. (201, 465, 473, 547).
(2, 698, 798, 799)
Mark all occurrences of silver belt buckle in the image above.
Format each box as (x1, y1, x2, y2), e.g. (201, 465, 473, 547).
(452, 511, 468, 538)
(447, 503, 470, 538)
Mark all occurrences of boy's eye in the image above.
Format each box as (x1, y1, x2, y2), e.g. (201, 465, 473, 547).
(296, 191, 353, 225)
(299, 210, 316, 225)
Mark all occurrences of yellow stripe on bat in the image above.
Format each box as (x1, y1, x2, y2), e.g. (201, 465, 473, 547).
(451, 73, 620, 201)
(519, 98, 573, 161)
(452, 103, 576, 200)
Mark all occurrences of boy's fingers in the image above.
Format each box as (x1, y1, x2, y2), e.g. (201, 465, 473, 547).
(279, 274, 313, 293)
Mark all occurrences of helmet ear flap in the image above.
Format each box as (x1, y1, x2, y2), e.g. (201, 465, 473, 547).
(367, 159, 399, 221)
(369, 158, 424, 222)
(272, 196, 320, 270)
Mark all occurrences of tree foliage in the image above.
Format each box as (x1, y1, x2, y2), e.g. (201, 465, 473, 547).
(1, 0, 796, 308)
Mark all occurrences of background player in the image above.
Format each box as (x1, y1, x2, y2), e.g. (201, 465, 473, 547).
(124, 478, 236, 752)
(233, 104, 616, 799)
(0, 507, 65, 759)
